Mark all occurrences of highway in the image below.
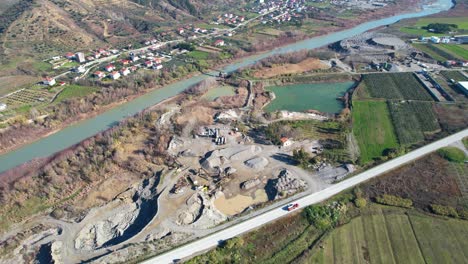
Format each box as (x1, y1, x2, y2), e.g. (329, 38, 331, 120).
(142, 128, 468, 264)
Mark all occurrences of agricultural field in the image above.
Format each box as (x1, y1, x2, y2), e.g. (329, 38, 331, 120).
(400, 17, 468, 37)
(53, 85, 99, 103)
(362, 73, 433, 101)
(441, 70, 468, 82)
(439, 44, 468, 60)
(413, 43, 467, 61)
(352, 101, 399, 164)
(1, 88, 53, 109)
(308, 207, 468, 264)
(188, 50, 210, 60)
(387, 101, 440, 145)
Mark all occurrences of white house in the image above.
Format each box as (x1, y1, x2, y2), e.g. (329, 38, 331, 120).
(94, 71, 105, 78)
(214, 39, 225, 46)
(153, 64, 163, 70)
(280, 137, 293, 147)
(120, 68, 130, 76)
(43, 77, 56, 86)
(0, 103, 7, 112)
(105, 64, 115, 72)
(430, 36, 441, 43)
(110, 71, 121, 80)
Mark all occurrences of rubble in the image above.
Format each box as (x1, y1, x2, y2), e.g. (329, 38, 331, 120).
(244, 157, 269, 170)
(272, 169, 307, 199)
(241, 178, 261, 190)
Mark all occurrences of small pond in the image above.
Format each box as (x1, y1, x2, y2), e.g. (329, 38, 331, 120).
(265, 82, 355, 113)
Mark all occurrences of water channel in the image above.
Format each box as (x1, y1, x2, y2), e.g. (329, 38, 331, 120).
(0, 0, 453, 173)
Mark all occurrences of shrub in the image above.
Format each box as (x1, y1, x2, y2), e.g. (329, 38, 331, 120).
(459, 209, 468, 220)
(437, 147, 466, 163)
(303, 202, 346, 231)
(375, 194, 413, 208)
(430, 204, 459, 218)
(354, 198, 367, 208)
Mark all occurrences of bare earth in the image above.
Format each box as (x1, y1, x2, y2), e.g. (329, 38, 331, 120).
(253, 58, 329, 79)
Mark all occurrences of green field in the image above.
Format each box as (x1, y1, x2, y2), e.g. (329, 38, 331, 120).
(413, 43, 468, 61)
(441, 70, 468, 82)
(400, 17, 468, 37)
(54, 85, 99, 103)
(309, 207, 468, 264)
(362, 73, 433, 101)
(439, 44, 468, 60)
(188, 50, 210, 60)
(352, 101, 399, 164)
(387, 101, 440, 145)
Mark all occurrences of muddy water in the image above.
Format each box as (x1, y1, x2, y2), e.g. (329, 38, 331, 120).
(0, 0, 453, 174)
(214, 189, 268, 216)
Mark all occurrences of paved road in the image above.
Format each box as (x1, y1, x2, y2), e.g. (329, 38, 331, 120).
(142, 128, 468, 264)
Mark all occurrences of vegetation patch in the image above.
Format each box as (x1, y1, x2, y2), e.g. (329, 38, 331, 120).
(437, 147, 466, 163)
(387, 101, 440, 145)
(375, 194, 413, 208)
(361, 72, 433, 101)
(352, 101, 399, 164)
(441, 70, 468, 82)
(54, 85, 99, 103)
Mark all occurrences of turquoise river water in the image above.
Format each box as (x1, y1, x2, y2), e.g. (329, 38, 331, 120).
(0, 0, 453, 173)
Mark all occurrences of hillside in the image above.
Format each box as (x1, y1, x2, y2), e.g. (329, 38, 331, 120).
(0, 0, 242, 63)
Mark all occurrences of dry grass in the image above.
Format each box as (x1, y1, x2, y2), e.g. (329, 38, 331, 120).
(253, 58, 329, 79)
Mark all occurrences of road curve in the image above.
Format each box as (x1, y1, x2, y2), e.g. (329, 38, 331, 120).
(142, 128, 468, 264)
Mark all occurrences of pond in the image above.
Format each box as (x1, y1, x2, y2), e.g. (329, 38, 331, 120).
(202, 86, 236, 101)
(264, 81, 355, 113)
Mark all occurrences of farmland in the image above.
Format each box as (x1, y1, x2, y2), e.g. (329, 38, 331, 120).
(441, 70, 468, 82)
(362, 73, 433, 101)
(352, 101, 399, 164)
(412, 43, 467, 61)
(387, 101, 440, 145)
(308, 207, 468, 264)
(53, 85, 99, 103)
(1, 88, 53, 108)
(400, 16, 468, 37)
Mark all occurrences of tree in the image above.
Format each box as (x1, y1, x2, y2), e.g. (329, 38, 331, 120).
(354, 198, 367, 208)
(293, 148, 311, 167)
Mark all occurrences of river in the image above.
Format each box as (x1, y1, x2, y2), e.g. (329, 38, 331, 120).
(0, 0, 453, 174)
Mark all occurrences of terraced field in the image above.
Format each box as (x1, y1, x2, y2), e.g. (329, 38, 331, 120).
(308, 207, 468, 264)
(362, 73, 433, 101)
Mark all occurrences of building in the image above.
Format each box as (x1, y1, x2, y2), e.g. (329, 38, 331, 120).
(75, 52, 86, 63)
(144, 60, 153, 68)
(94, 71, 105, 78)
(280, 137, 293, 147)
(73, 66, 86, 73)
(105, 64, 115, 72)
(214, 39, 225, 46)
(43, 77, 56, 86)
(120, 68, 130, 76)
(177, 28, 184, 34)
(152, 64, 163, 70)
(110, 71, 121, 80)
(457, 81, 468, 96)
(430, 36, 441, 44)
(65, 52, 75, 60)
(0, 103, 7, 112)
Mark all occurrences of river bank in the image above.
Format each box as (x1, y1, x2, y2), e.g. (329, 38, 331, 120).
(0, 0, 454, 175)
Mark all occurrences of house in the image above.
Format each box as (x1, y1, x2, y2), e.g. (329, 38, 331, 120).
(0, 103, 7, 112)
(94, 71, 105, 78)
(430, 36, 441, 44)
(152, 64, 163, 70)
(280, 137, 293, 147)
(193, 27, 201, 32)
(73, 66, 86, 73)
(121, 59, 130, 65)
(86, 56, 95, 61)
(65, 52, 75, 60)
(130, 66, 138, 72)
(457, 81, 468, 96)
(144, 60, 153, 68)
(441, 37, 450, 44)
(239, 16, 245, 22)
(105, 64, 115, 72)
(120, 68, 130, 76)
(43, 77, 56, 86)
(94, 52, 101, 59)
(153, 58, 162, 64)
(59, 81, 67, 86)
(75, 52, 86, 63)
(177, 28, 184, 34)
(131, 55, 140, 62)
(110, 71, 121, 80)
(200, 29, 208, 33)
(214, 39, 225, 46)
